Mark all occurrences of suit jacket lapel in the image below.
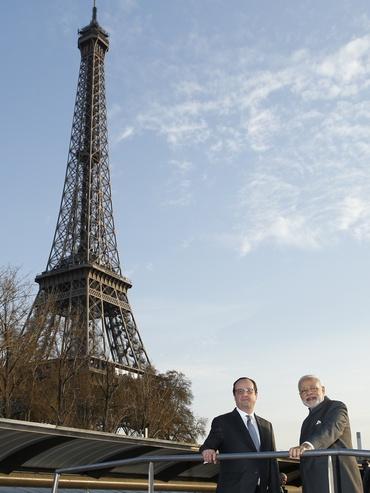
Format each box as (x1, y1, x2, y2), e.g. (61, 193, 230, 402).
(300, 397, 329, 442)
(255, 415, 267, 451)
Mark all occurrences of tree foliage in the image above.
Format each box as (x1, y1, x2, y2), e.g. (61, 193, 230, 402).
(0, 266, 205, 443)
(118, 368, 206, 442)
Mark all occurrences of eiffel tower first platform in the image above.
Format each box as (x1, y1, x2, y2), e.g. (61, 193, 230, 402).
(25, 5, 150, 375)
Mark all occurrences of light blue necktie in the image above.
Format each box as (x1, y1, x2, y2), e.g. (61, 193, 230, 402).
(247, 415, 260, 451)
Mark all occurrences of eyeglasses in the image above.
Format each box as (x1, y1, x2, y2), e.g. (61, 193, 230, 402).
(234, 388, 255, 395)
(299, 386, 321, 396)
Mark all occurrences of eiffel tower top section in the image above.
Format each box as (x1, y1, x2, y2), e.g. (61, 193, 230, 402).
(46, 4, 121, 276)
(78, 2, 109, 50)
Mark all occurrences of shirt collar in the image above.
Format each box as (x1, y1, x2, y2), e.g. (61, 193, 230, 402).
(236, 407, 256, 421)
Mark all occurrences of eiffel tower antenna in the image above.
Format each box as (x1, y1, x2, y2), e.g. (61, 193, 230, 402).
(25, 5, 150, 374)
(92, 0, 97, 23)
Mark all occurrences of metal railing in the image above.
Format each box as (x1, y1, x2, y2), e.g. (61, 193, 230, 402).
(51, 449, 370, 493)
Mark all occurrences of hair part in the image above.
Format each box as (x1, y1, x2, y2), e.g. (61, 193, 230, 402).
(233, 377, 258, 394)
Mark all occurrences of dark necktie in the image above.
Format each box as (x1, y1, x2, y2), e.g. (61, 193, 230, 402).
(247, 415, 260, 451)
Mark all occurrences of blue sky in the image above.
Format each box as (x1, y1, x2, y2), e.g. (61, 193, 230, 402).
(2, 0, 370, 450)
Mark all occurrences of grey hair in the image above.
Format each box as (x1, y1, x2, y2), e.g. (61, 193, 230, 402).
(298, 374, 322, 390)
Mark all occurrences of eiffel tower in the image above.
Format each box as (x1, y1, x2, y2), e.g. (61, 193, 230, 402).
(25, 4, 150, 375)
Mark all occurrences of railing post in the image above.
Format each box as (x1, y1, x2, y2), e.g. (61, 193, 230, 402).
(148, 461, 154, 493)
(327, 455, 335, 493)
(51, 472, 60, 493)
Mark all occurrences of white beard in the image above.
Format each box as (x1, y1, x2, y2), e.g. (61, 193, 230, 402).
(305, 395, 324, 408)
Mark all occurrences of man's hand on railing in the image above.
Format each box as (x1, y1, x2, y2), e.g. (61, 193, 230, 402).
(201, 448, 219, 464)
(289, 442, 314, 459)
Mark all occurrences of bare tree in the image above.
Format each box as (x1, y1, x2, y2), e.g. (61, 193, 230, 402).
(0, 266, 33, 417)
(119, 368, 206, 442)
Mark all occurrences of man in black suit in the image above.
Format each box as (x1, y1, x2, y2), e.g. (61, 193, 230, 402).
(289, 374, 362, 493)
(362, 460, 370, 493)
(200, 376, 280, 493)
(279, 472, 288, 493)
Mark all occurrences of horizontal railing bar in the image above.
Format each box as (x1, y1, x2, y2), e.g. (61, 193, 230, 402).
(54, 449, 370, 475)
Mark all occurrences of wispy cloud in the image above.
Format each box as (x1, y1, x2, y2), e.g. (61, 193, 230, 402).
(137, 104, 210, 146)
(116, 30, 370, 253)
(117, 126, 134, 142)
(162, 159, 194, 206)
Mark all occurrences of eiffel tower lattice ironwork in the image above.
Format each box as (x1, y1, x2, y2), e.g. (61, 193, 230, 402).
(25, 5, 150, 374)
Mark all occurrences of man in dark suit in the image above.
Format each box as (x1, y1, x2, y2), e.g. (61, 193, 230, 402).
(363, 460, 370, 492)
(199, 376, 280, 493)
(279, 472, 288, 493)
(289, 374, 362, 493)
